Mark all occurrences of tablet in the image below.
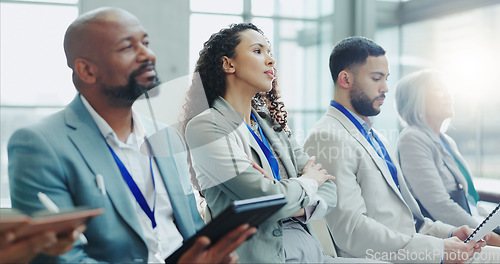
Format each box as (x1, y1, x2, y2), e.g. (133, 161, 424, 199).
(0, 207, 104, 242)
(165, 194, 287, 263)
(0, 212, 30, 233)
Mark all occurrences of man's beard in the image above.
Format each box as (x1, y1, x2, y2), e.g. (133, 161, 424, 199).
(101, 63, 161, 103)
(350, 78, 384, 117)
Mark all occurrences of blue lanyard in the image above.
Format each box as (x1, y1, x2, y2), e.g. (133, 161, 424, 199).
(440, 136, 480, 203)
(330, 100, 399, 188)
(107, 140, 157, 229)
(244, 112, 281, 181)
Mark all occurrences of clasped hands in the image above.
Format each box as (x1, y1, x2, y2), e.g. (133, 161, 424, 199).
(443, 225, 489, 264)
(249, 156, 334, 185)
(249, 156, 334, 218)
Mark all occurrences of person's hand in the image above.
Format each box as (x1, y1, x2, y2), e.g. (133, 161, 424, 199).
(443, 236, 475, 264)
(485, 232, 500, 247)
(452, 225, 487, 252)
(291, 208, 305, 217)
(249, 158, 273, 180)
(249, 158, 306, 218)
(0, 232, 16, 247)
(452, 225, 475, 241)
(178, 223, 257, 264)
(0, 225, 86, 264)
(43, 225, 86, 256)
(300, 156, 335, 187)
(0, 231, 57, 264)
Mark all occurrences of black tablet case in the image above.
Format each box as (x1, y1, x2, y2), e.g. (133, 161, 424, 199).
(165, 194, 287, 263)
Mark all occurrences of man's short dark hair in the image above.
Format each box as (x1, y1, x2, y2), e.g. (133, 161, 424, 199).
(329, 36, 386, 83)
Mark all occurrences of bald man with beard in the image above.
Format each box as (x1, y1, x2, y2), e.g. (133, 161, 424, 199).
(8, 7, 255, 263)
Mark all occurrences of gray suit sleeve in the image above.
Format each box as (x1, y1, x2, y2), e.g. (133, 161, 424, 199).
(398, 130, 478, 228)
(289, 131, 337, 212)
(186, 113, 316, 222)
(304, 129, 444, 262)
(8, 128, 105, 263)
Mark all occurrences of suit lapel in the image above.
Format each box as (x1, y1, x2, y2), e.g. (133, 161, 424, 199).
(244, 118, 273, 176)
(372, 129, 418, 209)
(65, 96, 145, 241)
(146, 126, 198, 237)
(248, 135, 273, 173)
(212, 97, 274, 175)
(327, 106, 404, 200)
(434, 133, 468, 189)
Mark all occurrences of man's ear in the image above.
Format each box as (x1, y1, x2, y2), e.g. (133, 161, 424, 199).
(74, 58, 97, 84)
(337, 70, 353, 90)
(221, 56, 235, 73)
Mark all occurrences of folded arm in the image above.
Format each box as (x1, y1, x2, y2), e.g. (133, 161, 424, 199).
(185, 113, 330, 222)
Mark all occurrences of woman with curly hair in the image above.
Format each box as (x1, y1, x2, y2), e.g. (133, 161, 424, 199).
(183, 23, 339, 263)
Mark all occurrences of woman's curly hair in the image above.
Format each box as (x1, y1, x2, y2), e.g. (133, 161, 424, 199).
(182, 22, 289, 135)
(181, 23, 289, 192)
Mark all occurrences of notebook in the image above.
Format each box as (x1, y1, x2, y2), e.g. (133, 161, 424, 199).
(464, 203, 500, 243)
(165, 194, 287, 263)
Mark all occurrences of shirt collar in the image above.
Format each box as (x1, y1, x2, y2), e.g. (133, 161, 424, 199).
(344, 106, 373, 134)
(80, 94, 146, 146)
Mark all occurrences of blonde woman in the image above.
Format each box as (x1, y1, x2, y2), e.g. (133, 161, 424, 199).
(395, 69, 500, 246)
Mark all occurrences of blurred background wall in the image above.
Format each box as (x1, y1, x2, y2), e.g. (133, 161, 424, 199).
(1, 0, 499, 207)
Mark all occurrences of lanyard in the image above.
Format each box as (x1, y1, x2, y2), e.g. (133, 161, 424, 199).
(330, 100, 399, 188)
(107, 140, 157, 229)
(244, 112, 281, 181)
(440, 136, 479, 203)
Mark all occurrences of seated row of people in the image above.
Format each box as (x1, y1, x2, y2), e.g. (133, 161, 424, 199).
(5, 7, 500, 264)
